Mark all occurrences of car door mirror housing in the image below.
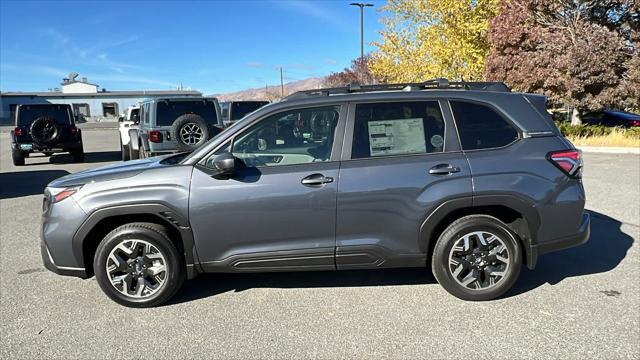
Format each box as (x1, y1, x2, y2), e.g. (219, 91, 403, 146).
(213, 152, 237, 176)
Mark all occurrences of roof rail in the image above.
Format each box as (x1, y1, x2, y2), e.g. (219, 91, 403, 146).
(283, 78, 510, 100)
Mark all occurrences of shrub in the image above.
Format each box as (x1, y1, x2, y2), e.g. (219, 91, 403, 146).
(554, 122, 615, 137)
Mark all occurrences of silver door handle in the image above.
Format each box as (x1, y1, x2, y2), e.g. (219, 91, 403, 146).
(301, 174, 334, 186)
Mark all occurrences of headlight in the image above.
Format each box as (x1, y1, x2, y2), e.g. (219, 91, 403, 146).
(49, 185, 83, 203)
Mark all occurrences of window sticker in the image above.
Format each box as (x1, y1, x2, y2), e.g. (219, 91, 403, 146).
(368, 118, 426, 156)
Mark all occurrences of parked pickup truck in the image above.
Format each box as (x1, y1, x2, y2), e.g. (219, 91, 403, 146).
(118, 105, 140, 161)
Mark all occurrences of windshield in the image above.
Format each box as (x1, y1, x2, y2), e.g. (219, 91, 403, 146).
(156, 99, 218, 126)
(230, 101, 269, 121)
(17, 104, 71, 126)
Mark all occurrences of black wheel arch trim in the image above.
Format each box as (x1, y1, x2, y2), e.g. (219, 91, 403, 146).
(71, 203, 200, 279)
(419, 194, 541, 270)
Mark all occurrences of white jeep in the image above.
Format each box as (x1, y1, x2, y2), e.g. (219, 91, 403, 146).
(118, 105, 140, 160)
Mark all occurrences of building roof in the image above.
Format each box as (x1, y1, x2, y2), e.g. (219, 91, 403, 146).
(0, 90, 203, 98)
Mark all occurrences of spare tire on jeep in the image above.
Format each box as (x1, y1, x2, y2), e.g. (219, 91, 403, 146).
(30, 117, 60, 146)
(170, 113, 209, 152)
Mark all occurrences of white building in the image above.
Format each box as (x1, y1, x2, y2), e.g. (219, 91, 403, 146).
(61, 73, 99, 94)
(0, 73, 201, 124)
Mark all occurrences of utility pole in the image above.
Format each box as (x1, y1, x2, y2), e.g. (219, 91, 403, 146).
(350, 3, 374, 61)
(280, 66, 284, 97)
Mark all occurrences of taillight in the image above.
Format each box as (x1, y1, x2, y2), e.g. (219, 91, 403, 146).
(149, 130, 162, 143)
(14, 127, 24, 136)
(630, 120, 640, 127)
(547, 149, 582, 177)
(69, 126, 78, 134)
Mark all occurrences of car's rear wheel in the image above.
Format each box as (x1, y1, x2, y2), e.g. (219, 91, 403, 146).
(12, 148, 25, 166)
(70, 143, 84, 163)
(94, 223, 185, 307)
(432, 215, 522, 301)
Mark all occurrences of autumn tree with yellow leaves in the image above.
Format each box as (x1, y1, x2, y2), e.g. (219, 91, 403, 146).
(370, 0, 500, 82)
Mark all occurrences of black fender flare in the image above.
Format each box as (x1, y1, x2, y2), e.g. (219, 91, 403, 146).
(71, 203, 200, 279)
(419, 194, 541, 269)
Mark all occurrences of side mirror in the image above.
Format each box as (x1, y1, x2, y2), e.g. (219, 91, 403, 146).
(118, 116, 124, 122)
(213, 152, 236, 176)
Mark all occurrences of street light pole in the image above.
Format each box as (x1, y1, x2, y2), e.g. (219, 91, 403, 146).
(350, 3, 373, 61)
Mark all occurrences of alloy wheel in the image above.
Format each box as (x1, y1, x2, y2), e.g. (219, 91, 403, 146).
(179, 123, 204, 145)
(448, 231, 510, 290)
(106, 240, 168, 298)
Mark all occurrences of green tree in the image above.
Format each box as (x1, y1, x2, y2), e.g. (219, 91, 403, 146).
(370, 0, 500, 82)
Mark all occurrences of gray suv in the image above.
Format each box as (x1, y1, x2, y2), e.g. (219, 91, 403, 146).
(128, 96, 223, 159)
(41, 80, 590, 307)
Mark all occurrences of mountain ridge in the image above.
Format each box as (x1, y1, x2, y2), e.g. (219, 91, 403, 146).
(213, 77, 324, 101)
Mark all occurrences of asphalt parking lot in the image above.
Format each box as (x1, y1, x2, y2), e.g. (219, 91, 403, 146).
(1, 129, 638, 359)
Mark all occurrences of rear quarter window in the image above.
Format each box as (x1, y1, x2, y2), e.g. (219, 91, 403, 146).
(450, 101, 519, 150)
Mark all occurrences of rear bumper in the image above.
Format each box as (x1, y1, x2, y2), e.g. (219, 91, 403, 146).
(12, 141, 82, 152)
(41, 241, 88, 278)
(527, 212, 590, 268)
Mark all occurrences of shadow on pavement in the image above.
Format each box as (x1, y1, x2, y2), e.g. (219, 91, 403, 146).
(169, 210, 633, 305)
(0, 170, 69, 199)
(508, 210, 634, 297)
(169, 268, 435, 306)
(50, 151, 120, 164)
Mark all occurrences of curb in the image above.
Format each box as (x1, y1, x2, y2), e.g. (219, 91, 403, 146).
(578, 146, 640, 154)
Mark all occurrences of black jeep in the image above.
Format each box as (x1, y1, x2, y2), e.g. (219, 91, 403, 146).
(10, 104, 84, 166)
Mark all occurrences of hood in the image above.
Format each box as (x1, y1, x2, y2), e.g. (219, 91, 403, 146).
(48, 154, 176, 188)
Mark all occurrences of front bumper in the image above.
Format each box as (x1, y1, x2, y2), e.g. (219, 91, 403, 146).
(527, 212, 590, 268)
(41, 241, 88, 278)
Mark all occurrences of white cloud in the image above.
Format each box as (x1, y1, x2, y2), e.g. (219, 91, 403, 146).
(271, 0, 347, 29)
(1, 63, 69, 78)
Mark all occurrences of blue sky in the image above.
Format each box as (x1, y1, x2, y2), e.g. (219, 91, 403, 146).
(0, 0, 385, 94)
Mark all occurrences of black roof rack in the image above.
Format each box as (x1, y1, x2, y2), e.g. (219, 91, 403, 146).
(283, 78, 510, 101)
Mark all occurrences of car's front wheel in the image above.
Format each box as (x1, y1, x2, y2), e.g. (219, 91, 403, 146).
(94, 223, 185, 307)
(432, 215, 522, 301)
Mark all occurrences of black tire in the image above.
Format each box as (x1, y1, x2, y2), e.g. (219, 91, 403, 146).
(29, 117, 60, 146)
(170, 114, 209, 152)
(431, 215, 522, 301)
(70, 143, 84, 163)
(11, 147, 25, 166)
(120, 138, 130, 161)
(93, 222, 185, 308)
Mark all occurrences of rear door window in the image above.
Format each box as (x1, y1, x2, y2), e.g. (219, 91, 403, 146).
(351, 101, 445, 159)
(450, 101, 519, 150)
